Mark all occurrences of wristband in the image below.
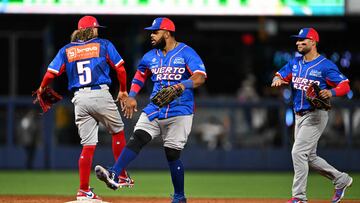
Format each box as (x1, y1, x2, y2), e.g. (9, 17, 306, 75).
(181, 79, 194, 89)
(129, 91, 137, 98)
(330, 89, 336, 97)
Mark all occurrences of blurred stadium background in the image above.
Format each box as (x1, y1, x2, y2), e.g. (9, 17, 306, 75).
(0, 0, 360, 200)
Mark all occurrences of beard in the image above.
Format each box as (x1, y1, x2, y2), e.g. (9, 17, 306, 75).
(297, 45, 310, 55)
(152, 36, 166, 49)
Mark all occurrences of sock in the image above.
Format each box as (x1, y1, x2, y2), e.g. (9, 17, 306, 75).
(112, 147, 137, 177)
(168, 159, 184, 196)
(78, 145, 96, 191)
(112, 131, 127, 177)
(112, 131, 126, 160)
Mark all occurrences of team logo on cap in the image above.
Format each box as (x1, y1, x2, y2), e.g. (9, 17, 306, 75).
(299, 29, 303, 35)
(152, 20, 156, 26)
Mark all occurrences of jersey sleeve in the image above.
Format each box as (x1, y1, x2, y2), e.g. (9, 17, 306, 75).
(137, 55, 149, 73)
(324, 62, 349, 87)
(106, 40, 124, 67)
(276, 60, 293, 83)
(48, 48, 66, 75)
(129, 55, 152, 97)
(184, 47, 206, 77)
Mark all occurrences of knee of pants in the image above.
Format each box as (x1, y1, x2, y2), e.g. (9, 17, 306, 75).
(291, 149, 309, 161)
(164, 147, 181, 162)
(308, 153, 317, 163)
(126, 129, 152, 153)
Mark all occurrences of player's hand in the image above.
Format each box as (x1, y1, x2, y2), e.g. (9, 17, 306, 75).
(38, 86, 45, 94)
(319, 89, 332, 99)
(124, 97, 138, 119)
(271, 77, 289, 87)
(116, 91, 128, 110)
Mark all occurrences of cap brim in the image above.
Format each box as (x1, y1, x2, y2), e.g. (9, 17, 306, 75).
(290, 35, 304, 39)
(96, 25, 106, 28)
(144, 26, 158, 30)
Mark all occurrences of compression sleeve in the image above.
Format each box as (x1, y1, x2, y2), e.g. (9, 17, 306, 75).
(40, 71, 57, 88)
(114, 64, 127, 92)
(330, 81, 350, 97)
(129, 69, 151, 97)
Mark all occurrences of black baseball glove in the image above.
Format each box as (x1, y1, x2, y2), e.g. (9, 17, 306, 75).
(305, 83, 331, 110)
(151, 84, 184, 108)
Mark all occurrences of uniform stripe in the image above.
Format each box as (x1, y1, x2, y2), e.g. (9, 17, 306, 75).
(48, 67, 59, 74)
(147, 111, 158, 117)
(115, 59, 124, 67)
(298, 61, 304, 109)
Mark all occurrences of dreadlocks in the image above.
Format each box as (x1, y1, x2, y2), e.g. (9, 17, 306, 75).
(71, 28, 98, 42)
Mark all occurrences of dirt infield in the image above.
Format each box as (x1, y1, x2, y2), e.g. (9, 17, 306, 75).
(0, 196, 359, 203)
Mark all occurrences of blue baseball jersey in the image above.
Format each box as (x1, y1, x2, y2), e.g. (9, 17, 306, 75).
(47, 38, 124, 91)
(277, 55, 348, 112)
(138, 42, 206, 121)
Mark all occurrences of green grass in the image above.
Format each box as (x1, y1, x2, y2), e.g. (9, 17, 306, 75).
(0, 170, 359, 200)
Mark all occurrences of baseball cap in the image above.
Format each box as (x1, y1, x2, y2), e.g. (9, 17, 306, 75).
(145, 17, 175, 32)
(78, 15, 105, 30)
(291, 28, 319, 42)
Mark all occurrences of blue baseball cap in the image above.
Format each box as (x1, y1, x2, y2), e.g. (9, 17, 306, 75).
(145, 17, 175, 32)
(291, 28, 319, 42)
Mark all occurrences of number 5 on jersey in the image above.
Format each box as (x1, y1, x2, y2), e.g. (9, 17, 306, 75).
(77, 60, 92, 85)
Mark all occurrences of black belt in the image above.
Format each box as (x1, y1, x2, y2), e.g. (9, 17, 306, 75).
(72, 85, 102, 92)
(295, 109, 314, 117)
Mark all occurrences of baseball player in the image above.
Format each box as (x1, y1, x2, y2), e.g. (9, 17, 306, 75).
(95, 17, 206, 203)
(36, 15, 134, 201)
(271, 28, 353, 203)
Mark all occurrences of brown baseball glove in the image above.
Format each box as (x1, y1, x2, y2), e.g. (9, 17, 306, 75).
(305, 83, 331, 110)
(151, 84, 184, 108)
(32, 87, 63, 113)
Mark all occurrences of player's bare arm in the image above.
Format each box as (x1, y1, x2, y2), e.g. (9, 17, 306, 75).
(190, 72, 206, 88)
(176, 72, 206, 90)
(271, 76, 289, 87)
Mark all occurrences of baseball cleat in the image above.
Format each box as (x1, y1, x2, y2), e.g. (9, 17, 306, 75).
(76, 187, 102, 202)
(286, 197, 306, 203)
(94, 165, 120, 190)
(118, 171, 135, 188)
(171, 194, 187, 203)
(331, 176, 353, 203)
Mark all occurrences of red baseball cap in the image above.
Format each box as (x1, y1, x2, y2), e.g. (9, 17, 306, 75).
(145, 17, 175, 32)
(78, 16, 105, 30)
(291, 28, 319, 42)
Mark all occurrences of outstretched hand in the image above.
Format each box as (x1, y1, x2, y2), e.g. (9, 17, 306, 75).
(271, 77, 289, 87)
(116, 91, 128, 110)
(123, 97, 138, 119)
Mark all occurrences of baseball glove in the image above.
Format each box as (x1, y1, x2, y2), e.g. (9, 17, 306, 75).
(32, 87, 63, 113)
(151, 84, 184, 108)
(305, 83, 331, 110)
